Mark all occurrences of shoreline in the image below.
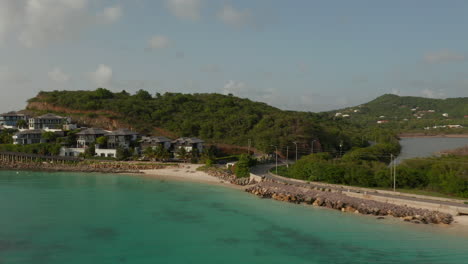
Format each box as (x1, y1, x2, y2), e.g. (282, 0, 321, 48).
(1, 163, 467, 232)
(139, 164, 247, 190)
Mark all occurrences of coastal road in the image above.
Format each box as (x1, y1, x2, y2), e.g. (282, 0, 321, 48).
(251, 163, 468, 214)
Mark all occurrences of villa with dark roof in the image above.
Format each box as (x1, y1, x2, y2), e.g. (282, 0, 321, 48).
(0, 112, 29, 128)
(140, 136, 172, 150)
(172, 137, 204, 153)
(29, 113, 71, 130)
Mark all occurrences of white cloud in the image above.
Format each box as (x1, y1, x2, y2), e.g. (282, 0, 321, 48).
(391, 89, 401, 96)
(91, 64, 112, 88)
(148, 35, 171, 49)
(0, 0, 121, 47)
(424, 50, 465, 64)
(166, 0, 202, 21)
(217, 5, 251, 27)
(48, 68, 70, 83)
(0, 1, 22, 43)
(222, 80, 246, 95)
(98, 5, 123, 24)
(420, 89, 445, 99)
(18, 0, 90, 48)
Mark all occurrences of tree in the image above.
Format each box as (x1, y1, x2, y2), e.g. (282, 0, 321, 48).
(96, 136, 108, 148)
(16, 120, 28, 129)
(116, 147, 131, 160)
(84, 145, 96, 158)
(94, 88, 114, 99)
(235, 154, 251, 178)
(135, 89, 152, 100)
(176, 147, 189, 162)
(154, 145, 170, 161)
(42, 131, 58, 143)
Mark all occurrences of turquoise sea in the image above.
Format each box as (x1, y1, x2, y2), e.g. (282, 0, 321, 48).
(0, 171, 467, 264)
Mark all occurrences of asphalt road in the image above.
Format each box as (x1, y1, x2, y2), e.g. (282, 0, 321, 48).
(251, 163, 468, 210)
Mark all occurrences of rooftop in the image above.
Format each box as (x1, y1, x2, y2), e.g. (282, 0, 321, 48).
(15, 129, 44, 135)
(108, 129, 139, 136)
(0, 111, 26, 117)
(173, 137, 204, 144)
(76, 128, 109, 135)
(141, 136, 171, 143)
(36, 113, 66, 119)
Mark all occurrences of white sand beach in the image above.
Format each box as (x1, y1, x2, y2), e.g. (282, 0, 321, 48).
(140, 164, 244, 189)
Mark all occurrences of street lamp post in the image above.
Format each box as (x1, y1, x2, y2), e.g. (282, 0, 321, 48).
(339, 141, 343, 158)
(311, 140, 317, 154)
(293, 142, 298, 162)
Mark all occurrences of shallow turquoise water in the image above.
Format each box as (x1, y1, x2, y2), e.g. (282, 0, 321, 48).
(0, 171, 466, 264)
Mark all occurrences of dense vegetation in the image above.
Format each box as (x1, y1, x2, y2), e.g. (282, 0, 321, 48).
(27, 89, 373, 154)
(0, 143, 61, 156)
(276, 136, 468, 198)
(330, 94, 468, 133)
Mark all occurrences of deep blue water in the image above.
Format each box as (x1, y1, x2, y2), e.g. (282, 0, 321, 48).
(0, 170, 466, 264)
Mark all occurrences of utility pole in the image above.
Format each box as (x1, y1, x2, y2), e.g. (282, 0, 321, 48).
(390, 154, 396, 192)
(393, 157, 397, 192)
(271, 145, 278, 174)
(293, 142, 298, 162)
(247, 139, 251, 155)
(311, 140, 317, 154)
(286, 146, 289, 168)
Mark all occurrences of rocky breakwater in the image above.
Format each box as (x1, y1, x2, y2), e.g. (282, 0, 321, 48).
(203, 167, 256, 186)
(246, 182, 453, 225)
(0, 160, 174, 174)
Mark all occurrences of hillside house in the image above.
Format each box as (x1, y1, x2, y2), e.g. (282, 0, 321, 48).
(140, 136, 172, 150)
(62, 128, 139, 158)
(29, 113, 71, 131)
(377, 120, 389, 124)
(12, 129, 45, 145)
(172, 137, 204, 153)
(76, 128, 109, 148)
(107, 129, 139, 149)
(442, 113, 449, 117)
(0, 112, 29, 128)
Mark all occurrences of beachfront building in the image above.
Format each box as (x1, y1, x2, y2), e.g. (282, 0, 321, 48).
(140, 136, 172, 150)
(0, 112, 29, 129)
(107, 129, 139, 149)
(61, 128, 140, 158)
(29, 113, 71, 131)
(12, 129, 46, 145)
(172, 137, 204, 153)
(76, 128, 109, 148)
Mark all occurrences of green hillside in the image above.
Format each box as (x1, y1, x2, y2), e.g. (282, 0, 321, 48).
(26, 89, 371, 154)
(330, 94, 468, 133)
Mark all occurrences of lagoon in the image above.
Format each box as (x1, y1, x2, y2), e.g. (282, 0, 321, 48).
(395, 137, 468, 164)
(0, 170, 467, 264)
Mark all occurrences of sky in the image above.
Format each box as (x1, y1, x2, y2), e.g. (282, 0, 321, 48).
(1, 0, 468, 113)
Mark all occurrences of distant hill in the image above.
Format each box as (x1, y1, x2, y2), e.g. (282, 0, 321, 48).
(25, 89, 368, 154)
(329, 94, 468, 132)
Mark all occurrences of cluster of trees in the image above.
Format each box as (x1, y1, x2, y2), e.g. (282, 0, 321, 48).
(280, 144, 468, 198)
(396, 157, 468, 198)
(28, 89, 372, 155)
(234, 154, 256, 178)
(0, 129, 15, 144)
(0, 143, 61, 156)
